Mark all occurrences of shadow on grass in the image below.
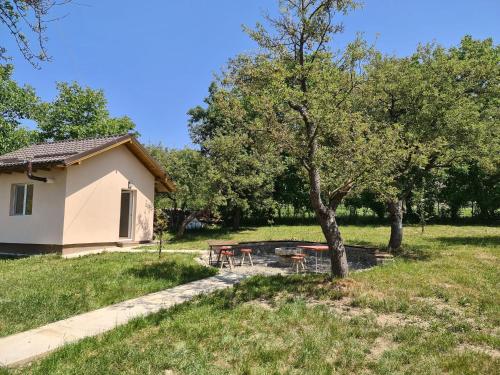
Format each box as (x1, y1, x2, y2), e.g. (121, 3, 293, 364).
(127, 260, 217, 283)
(210, 274, 355, 311)
(432, 235, 500, 247)
(349, 239, 433, 262)
(144, 274, 349, 326)
(392, 245, 434, 262)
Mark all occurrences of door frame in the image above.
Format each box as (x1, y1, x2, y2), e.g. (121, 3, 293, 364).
(119, 189, 136, 240)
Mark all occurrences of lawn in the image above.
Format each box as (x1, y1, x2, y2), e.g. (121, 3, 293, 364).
(151, 223, 498, 252)
(0, 252, 216, 337)
(4, 225, 500, 374)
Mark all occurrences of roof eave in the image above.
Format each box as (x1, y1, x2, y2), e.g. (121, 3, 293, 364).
(63, 134, 133, 167)
(62, 134, 176, 193)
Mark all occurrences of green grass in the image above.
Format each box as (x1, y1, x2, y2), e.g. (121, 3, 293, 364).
(150, 223, 499, 251)
(0, 252, 216, 337)
(4, 225, 500, 374)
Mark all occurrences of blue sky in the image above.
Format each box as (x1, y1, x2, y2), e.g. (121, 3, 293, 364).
(4, 0, 499, 148)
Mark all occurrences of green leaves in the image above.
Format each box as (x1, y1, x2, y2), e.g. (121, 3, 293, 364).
(187, 74, 288, 223)
(0, 64, 39, 154)
(37, 82, 137, 141)
(1, 64, 138, 154)
(148, 147, 222, 213)
(363, 36, 499, 201)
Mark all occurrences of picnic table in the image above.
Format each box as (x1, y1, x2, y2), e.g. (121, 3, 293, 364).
(207, 240, 239, 266)
(298, 245, 329, 272)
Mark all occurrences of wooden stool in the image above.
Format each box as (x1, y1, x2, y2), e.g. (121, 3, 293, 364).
(220, 248, 235, 269)
(240, 248, 254, 266)
(215, 245, 231, 266)
(291, 255, 306, 273)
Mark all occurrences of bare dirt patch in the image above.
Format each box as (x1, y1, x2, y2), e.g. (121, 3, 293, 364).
(367, 336, 399, 361)
(474, 252, 498, 262)
(414, 297, 465, 316)
(412, 297, 492, 332)
(302, 296, 429, 328)
(374, 313, 429, 328)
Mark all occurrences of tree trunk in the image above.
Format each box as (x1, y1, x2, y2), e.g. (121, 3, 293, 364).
(387, 199, 404, 251)
(176, 210, 204, 238)
(158, 229, 163, 258)
(232, 207, 241, 231)
(307, 165, 349, 278)
(316, 208, 349, 278)
(450, 204, 460, 221)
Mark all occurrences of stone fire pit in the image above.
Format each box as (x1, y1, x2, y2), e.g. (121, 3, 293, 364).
(274, 247, 304, 266)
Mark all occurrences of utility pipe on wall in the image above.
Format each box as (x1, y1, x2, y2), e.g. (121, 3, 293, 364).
(26, 161, 54, 183)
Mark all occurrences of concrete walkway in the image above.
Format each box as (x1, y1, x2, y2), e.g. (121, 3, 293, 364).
(0, 272, 247, 368)
(62, 247, 204, 259)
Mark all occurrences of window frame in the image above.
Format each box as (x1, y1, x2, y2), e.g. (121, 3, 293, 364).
(10, 183, 34, 216)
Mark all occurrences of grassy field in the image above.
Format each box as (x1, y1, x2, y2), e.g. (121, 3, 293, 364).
(4, 224, 500, 374)
(151, 223, 498, 252)
(0, 253, 216, 337)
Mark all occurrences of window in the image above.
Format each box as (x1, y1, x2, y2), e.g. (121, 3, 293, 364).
(10, 184, 33, 216)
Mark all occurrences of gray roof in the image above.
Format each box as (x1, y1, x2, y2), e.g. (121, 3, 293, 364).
(0, 135, 129, 170)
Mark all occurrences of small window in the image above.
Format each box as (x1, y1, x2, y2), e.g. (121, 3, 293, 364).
(10, 184, 33, 216)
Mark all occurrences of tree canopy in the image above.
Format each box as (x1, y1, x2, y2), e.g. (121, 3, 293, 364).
(362, 36, 499, 249)
(214, 0, 401, 277)
(0, 64, 39, 154)
(37, 82, 136, 141)
(188, 81, 286, 229)
(0, 66, 137, 155)
(148, 146, 224, 237)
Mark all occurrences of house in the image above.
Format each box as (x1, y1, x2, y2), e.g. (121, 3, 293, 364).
(0, 134, 174, 255)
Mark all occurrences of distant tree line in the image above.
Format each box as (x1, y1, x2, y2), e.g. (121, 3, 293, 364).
(149, 36, 498, 230)
(149, 1, 498, 278)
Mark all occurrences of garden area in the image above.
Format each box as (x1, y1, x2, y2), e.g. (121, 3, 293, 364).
(1, 224, 497, 374)
(2, 226, 500, 374)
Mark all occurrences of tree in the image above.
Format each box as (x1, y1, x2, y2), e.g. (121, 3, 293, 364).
(440, 159, 499, 220)
(37, 82, 136, 141)
(216, 0, 399, 278)
(0, 64, 39, 155)
(273, 160, 311, 217)
(363, 36, 499, 250)
(0, 0, 71, 67)
(148, 146, 224, 238)
(344, 190, 386, 219)
(189, 82, 285, 230)
(153, 208, 169, 258)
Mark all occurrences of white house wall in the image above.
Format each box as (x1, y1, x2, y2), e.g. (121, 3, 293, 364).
(0, 169, 67, 245)
(62, 145, 155, 245)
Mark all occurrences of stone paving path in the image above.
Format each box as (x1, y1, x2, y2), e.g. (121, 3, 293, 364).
(62, 247, 203, 259)
(0, 272, 247, 368)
